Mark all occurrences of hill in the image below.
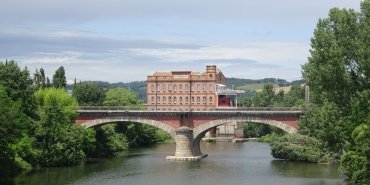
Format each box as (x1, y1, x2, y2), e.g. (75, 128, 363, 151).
(73, 78, 305, 102)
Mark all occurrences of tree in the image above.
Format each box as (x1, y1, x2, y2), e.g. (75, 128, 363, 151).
(252, 84, 275, 107)
(270, 134, 325, 163)
(72, 82, 105, 106)
(274, 89, 285, 106)
(302, 6, 367, 111)
(0, 60, 36, 117)
(33, 68, 46, 90)
(0, 86, 28, 176)
(102, 87, 166, 148)
(91, 124, 127, 157)
(52, 66, 66, 89)
(46, 77, 51, 87)
(34, 88, 94, 166)
(103, 88, 143, 109)
(300, 1, 370, 183)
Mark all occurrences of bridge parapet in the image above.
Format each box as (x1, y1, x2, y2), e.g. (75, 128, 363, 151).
(75, 108, 303, 161)
(78, 106, 303, 111)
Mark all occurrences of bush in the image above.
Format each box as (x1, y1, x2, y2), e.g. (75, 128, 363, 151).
(269, 134, 325, 163)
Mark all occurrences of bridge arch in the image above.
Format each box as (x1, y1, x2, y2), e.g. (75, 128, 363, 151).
(193, 117, 297, 141)
(80, 116, 176, 138)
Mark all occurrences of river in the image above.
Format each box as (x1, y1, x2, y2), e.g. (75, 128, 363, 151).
(8, 142, 346, 185)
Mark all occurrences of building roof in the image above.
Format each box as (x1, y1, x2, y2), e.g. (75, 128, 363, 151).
(152, 72, 172, 76)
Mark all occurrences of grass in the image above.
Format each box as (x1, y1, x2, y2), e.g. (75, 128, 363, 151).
(236, 83, 279, 91)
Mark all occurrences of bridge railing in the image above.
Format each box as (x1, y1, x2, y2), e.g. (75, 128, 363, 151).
(78, 106, 303, 111)
(78, 106, 144, 110)
(215, 107, 303, 111)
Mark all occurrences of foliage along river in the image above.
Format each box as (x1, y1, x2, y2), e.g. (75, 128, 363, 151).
(8, 142, 345, 185)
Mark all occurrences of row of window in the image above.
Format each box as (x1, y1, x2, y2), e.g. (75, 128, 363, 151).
(151, 96, 213, 104)
(150, 83, 213, 93)
(151, 108, 209, 111)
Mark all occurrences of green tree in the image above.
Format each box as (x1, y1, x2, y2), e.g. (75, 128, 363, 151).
(91, 124, 127, 157)
(252, 84, 275, 107)
(283, 84, 305, 107)
(300, 1, 370, 183)
(72, 83, 105, 106)
(103, 87, 143, 108)
(270, 134, 325, 163)
(0, 86, 28, 176)
(302, 6, 367, 110)
(103, 87, 168, 148)
(52, 66, 66, 89)
(34, 88, 94, 166)
(46, 77, 51, 87)
(274, 89, 285, 106)
(0, 60, 36, 117)
(34, 68, 46, 90)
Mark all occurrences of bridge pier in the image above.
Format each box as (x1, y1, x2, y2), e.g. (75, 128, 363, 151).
(166, 127, 207, 161)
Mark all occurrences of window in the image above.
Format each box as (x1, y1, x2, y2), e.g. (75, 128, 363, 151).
(162, 84, 166, 92)
(157, 96, 160, 103)
(209, 74, 213, 78)
(151, 96, 154, 104)
(185, 84, 189, 91)
(174, 85, 177, 92)
(197, 97, 200, 103)
(197, 84, 200, 92)
(168, 96, 172, 103)
(179, 84, 183, 92)
(185, 96, 189, 103)
(191, 97, 195, 103)
(191, 84, 194, 91)
(157, 84, 160, 92)
(174, 97, 177, 104)
(151, 84, 154, 92)
(203, 84, 206, 92)
(168, 84, 172, 91)
(163, 96, 166, 104)
(180, 96, 183, 103)
(209, 96, 213, 103)
(209, 84, 213, 92)
(203, 96, 206, 104)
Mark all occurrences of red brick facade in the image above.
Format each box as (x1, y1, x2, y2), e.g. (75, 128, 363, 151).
(146, 65, 226, 111)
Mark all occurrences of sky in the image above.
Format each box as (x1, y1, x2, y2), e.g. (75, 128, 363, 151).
(0, 0, 362, 83)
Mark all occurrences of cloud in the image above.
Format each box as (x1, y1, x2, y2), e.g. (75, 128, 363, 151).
(0, 0, 362, 82)
(7, 40, 308, 82)
(0, 30, 203, 58)
(0, 0, 361, 24)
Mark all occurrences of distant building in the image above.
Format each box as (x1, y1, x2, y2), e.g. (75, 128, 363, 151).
(146, 65, 245, 138)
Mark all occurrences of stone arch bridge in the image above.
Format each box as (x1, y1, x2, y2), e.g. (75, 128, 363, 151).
(76, 108, 303, 160)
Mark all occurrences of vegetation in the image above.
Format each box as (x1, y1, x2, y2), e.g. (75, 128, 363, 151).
(52, 66, 66, 89)
(0, 86, 29, 175)
(72, 82, 105, 106)
(243, 83, 305, 108)
(269, 134, 326, 163)
(291, 1, 369, 183)
(33, 88, 95, 166)
(0, 61, 172, 177)
(103, 87, 143, 108)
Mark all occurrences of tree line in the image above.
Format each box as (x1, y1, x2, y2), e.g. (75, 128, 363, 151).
(267, 1, 370, 184)
(0, 61, 171, 178)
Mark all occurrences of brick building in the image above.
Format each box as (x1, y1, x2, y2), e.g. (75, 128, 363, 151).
(146, 65, 229, 111)
(146, 65, 245, 138)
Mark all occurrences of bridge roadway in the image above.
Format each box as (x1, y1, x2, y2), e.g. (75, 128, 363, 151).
(76, 107, 303, 161)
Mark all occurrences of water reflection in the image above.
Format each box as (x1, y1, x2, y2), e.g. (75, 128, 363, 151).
(3, 142, 346, 185)
(271, 160, 344, 179)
